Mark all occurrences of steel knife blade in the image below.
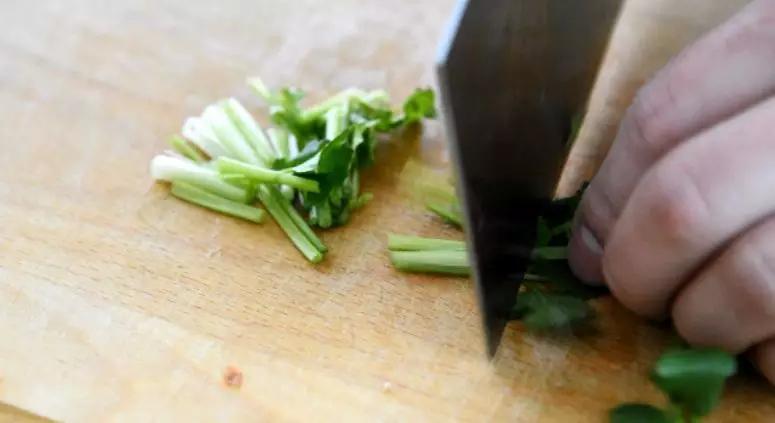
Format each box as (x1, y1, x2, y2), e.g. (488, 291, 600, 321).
(436, 0, 621, 357)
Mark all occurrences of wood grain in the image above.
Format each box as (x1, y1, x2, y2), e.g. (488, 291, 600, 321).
(0, 0, 772, 421)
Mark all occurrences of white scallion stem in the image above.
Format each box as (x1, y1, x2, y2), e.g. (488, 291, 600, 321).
(150, 155, 248, 203)
(202, 103, 261, 165)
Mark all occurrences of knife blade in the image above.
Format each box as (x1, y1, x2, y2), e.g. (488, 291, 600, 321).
(436, 0, 621, 357)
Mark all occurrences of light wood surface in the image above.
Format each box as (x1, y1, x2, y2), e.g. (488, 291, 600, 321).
(0, 0, 773, 421)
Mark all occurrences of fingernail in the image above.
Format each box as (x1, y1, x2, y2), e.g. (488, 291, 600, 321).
(568, 223, 604, 285)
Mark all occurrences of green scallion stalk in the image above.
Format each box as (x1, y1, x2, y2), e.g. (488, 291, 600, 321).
(202, 103, 262, 165)
(324, 104, 347, 140)
(349, 192, 373, 210)
(217, 157, 319, 192)
(301, 88, 365, 122)
(266, 186, 327, 253)
(151, 155, 249, 203)
(389, 250, 470, 276)
(387, 234, 465, 252)
(257, 185, 323, 263)
(182, 117, 228, 158)
(267, 128, 290, 160)
(223, 98, 276, 166)
(169, 135, 207, 163)
(316, 201, 333, 228)
(531, 246, 568, 260)
(426, 202, 463, 227)
(171, 182, 264, 223)
(247, 77, 273, 102)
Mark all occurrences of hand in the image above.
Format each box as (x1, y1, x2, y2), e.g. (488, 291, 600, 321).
(567, 0, 775, 383)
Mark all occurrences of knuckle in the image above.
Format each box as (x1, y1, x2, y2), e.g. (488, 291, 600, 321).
(601, 247, 652, 315)
(724, 230, 775, 318)
(642, 166, 711, 249)
(627, 79, 679, 158)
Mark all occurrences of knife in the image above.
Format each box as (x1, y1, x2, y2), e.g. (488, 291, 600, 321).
(436, 0, 621, 357)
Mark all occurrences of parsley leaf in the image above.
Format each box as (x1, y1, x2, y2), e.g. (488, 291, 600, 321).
(610, 347, 737, 422)
(512, 290, 593, 332)
(392, 88, 437, 127)
(610, 404, 674, 423)
(651, 347, 737, 417)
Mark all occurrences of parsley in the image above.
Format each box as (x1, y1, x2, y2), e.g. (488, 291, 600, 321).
(150, 79, 435, 262)
(610, 347, 737, 422)
(250, 78, 437, 228)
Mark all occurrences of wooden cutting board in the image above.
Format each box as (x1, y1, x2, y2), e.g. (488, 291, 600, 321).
(0, 0, 772, 421)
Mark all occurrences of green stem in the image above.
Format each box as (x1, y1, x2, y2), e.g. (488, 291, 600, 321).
(202, 104, 261, 165)
(426, 202, 463, 227)
(171, 182, 264, 223)
(388, 234, 465, 252)
(257, 185, 323, 263)
(169, 135, 207, 163)
(266, 186, 327, 253)
(217, 157, 319, 192)
(268, 128, 290, 160)
(324, 104, 347, 140)
(523, 274, 549, 282)
(389, 250, 470, 276)
(223, 98, 276, 166)
(531, 246, 567, 260)
(151, 155, 248, 203)
(301, 88, 364, 122)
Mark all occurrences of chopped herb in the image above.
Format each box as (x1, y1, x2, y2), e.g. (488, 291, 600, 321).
(169, 134, 207, 163)
(388, 234, 466, 251)
(610, 404, 674, 423)
(610, 347, 737, 422)
(389, 250, 470, 276)
(150, 155, 249, 203)
(512, 290, 593, 332)
(152, 82, 435, 262)
(216, 157, 320, 192)
(171, 182, 264, 223)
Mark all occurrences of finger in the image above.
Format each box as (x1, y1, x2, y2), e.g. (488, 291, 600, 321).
(569, 0, 775, 283)
(672, 216, 775, 353)
(603, 96, 775, 318)
(750, 337, 775, 385)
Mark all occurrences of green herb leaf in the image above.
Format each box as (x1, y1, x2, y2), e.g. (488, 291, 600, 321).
(609, 404, 674, 423)
(651, 348, 737, 417)
(512, 290, 593, 331)
(393, 88, 437, 127)
(527, 260, 606, 299)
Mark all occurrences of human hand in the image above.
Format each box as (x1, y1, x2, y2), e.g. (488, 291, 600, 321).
(567, 0, 775, 382)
